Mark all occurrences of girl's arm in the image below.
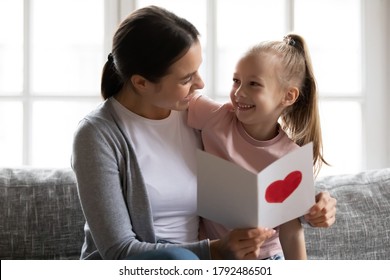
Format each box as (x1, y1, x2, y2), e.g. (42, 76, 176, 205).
(305, 191, 337, 227)
(187, 93, 224, 130)
(210, 227, 276, 260)
(279, 218, 307, 260)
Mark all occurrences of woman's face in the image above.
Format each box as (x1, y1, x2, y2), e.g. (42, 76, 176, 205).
(149, 40, 205, 114)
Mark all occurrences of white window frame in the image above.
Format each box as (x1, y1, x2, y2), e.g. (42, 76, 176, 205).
(17, 0, 110, 166)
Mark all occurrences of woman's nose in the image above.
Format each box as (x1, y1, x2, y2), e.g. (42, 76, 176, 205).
(193, 73, 205, 90)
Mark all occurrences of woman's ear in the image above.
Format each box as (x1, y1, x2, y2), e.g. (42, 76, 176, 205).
(130, 74, 149, 93)
(283, 87, 299, 106)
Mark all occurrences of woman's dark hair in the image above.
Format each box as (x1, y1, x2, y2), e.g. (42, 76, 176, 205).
(101, 5, 200, 99)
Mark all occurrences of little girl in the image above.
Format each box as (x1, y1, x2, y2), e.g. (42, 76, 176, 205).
(188, 34, 326, 259)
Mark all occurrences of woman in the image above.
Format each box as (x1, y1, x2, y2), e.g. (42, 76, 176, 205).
(72, 5, 336, 260)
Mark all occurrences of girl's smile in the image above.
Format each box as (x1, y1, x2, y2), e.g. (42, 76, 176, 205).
(235, 102, 256, 110)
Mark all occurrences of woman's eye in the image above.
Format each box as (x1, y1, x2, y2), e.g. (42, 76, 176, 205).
(232, 78, 240, 84)
(182, 76, 193, 84)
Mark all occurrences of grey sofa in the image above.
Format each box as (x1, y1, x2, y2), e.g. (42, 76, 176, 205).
(304, 168, 390, 259)
(1, 167, 389, 260)
(0, 168, 84, 259)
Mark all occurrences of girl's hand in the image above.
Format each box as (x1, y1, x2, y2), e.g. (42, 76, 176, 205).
(304, 191, 337, 227)
(210, 227, 275, 260)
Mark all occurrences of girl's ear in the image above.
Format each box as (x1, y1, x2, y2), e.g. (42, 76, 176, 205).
(283, 87, 299, 106)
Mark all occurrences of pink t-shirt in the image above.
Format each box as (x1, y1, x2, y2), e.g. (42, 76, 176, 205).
(188, 94, 299, 259)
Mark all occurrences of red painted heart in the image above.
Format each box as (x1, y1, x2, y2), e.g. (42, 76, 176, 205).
(265, 170, 302, 203)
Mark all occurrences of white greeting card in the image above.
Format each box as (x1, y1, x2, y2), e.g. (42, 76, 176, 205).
(197, 142, 315, 229)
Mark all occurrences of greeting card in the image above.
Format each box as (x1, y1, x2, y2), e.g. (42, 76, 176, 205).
(197, 143, 315, 229)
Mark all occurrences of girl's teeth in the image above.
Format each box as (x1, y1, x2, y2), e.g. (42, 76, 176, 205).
(237, 103, 255, 109)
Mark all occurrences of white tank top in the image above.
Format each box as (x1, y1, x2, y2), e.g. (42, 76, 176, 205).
(111, 98, 202, 243)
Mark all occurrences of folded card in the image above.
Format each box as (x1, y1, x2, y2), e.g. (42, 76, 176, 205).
(197, 142, 315, 229)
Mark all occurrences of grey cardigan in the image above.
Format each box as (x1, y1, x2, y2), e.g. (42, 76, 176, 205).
(72, 99, 210, 259)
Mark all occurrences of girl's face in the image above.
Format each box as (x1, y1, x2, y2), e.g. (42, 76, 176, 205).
(147, 40, 204, 115)
(229, 52, 288, 137)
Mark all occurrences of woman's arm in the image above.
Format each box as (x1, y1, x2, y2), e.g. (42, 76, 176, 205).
(73, 116, 266, 260)
(72, 118, 210, 259)
(279, 218, 307, 260)
(72, 118, 153, 259)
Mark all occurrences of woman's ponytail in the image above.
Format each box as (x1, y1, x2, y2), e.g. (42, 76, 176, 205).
(101, 54, 123, 100)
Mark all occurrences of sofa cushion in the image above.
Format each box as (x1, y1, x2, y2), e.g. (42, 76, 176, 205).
(305, 168, 390, 259)
(0, 168, 85, 260)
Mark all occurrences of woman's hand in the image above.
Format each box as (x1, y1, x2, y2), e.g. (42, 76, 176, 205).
(304, 191, 337, 227)
(210, 227, 275, 260)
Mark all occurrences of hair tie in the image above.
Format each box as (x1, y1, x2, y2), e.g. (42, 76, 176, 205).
(107, 53, 114, 63)
(283, 36, 296, 47)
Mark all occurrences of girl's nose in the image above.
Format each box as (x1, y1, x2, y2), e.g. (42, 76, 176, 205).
(234, 86, 245, 98)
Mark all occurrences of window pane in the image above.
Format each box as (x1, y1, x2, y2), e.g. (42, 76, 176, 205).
(136, 0, 207, 38)
(0, 0, 23, 94)
(31, 100, 101, 167)
(294, 0, 361, 95)
(0, 102, 23, 166)
(319, 101, 362, 177)
(30, 0, 104, 95)
(216, 0, 287, 97)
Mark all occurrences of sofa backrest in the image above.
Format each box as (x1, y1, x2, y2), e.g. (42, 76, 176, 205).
(0, 168, 85, 260)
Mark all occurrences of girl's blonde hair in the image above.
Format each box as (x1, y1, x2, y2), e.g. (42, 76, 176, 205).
(247, 33, 327, 175)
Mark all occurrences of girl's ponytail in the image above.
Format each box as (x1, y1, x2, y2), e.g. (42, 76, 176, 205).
(280, 34, 327, 175)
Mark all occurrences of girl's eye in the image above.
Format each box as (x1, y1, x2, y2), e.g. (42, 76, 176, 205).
(232, 78, 240, 84)
(250, 81, 261, 87)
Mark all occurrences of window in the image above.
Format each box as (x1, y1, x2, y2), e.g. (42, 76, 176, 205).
(294, 0, 362, 177)
(0, 0, 105, 167)
(1, 0, 389, 177)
